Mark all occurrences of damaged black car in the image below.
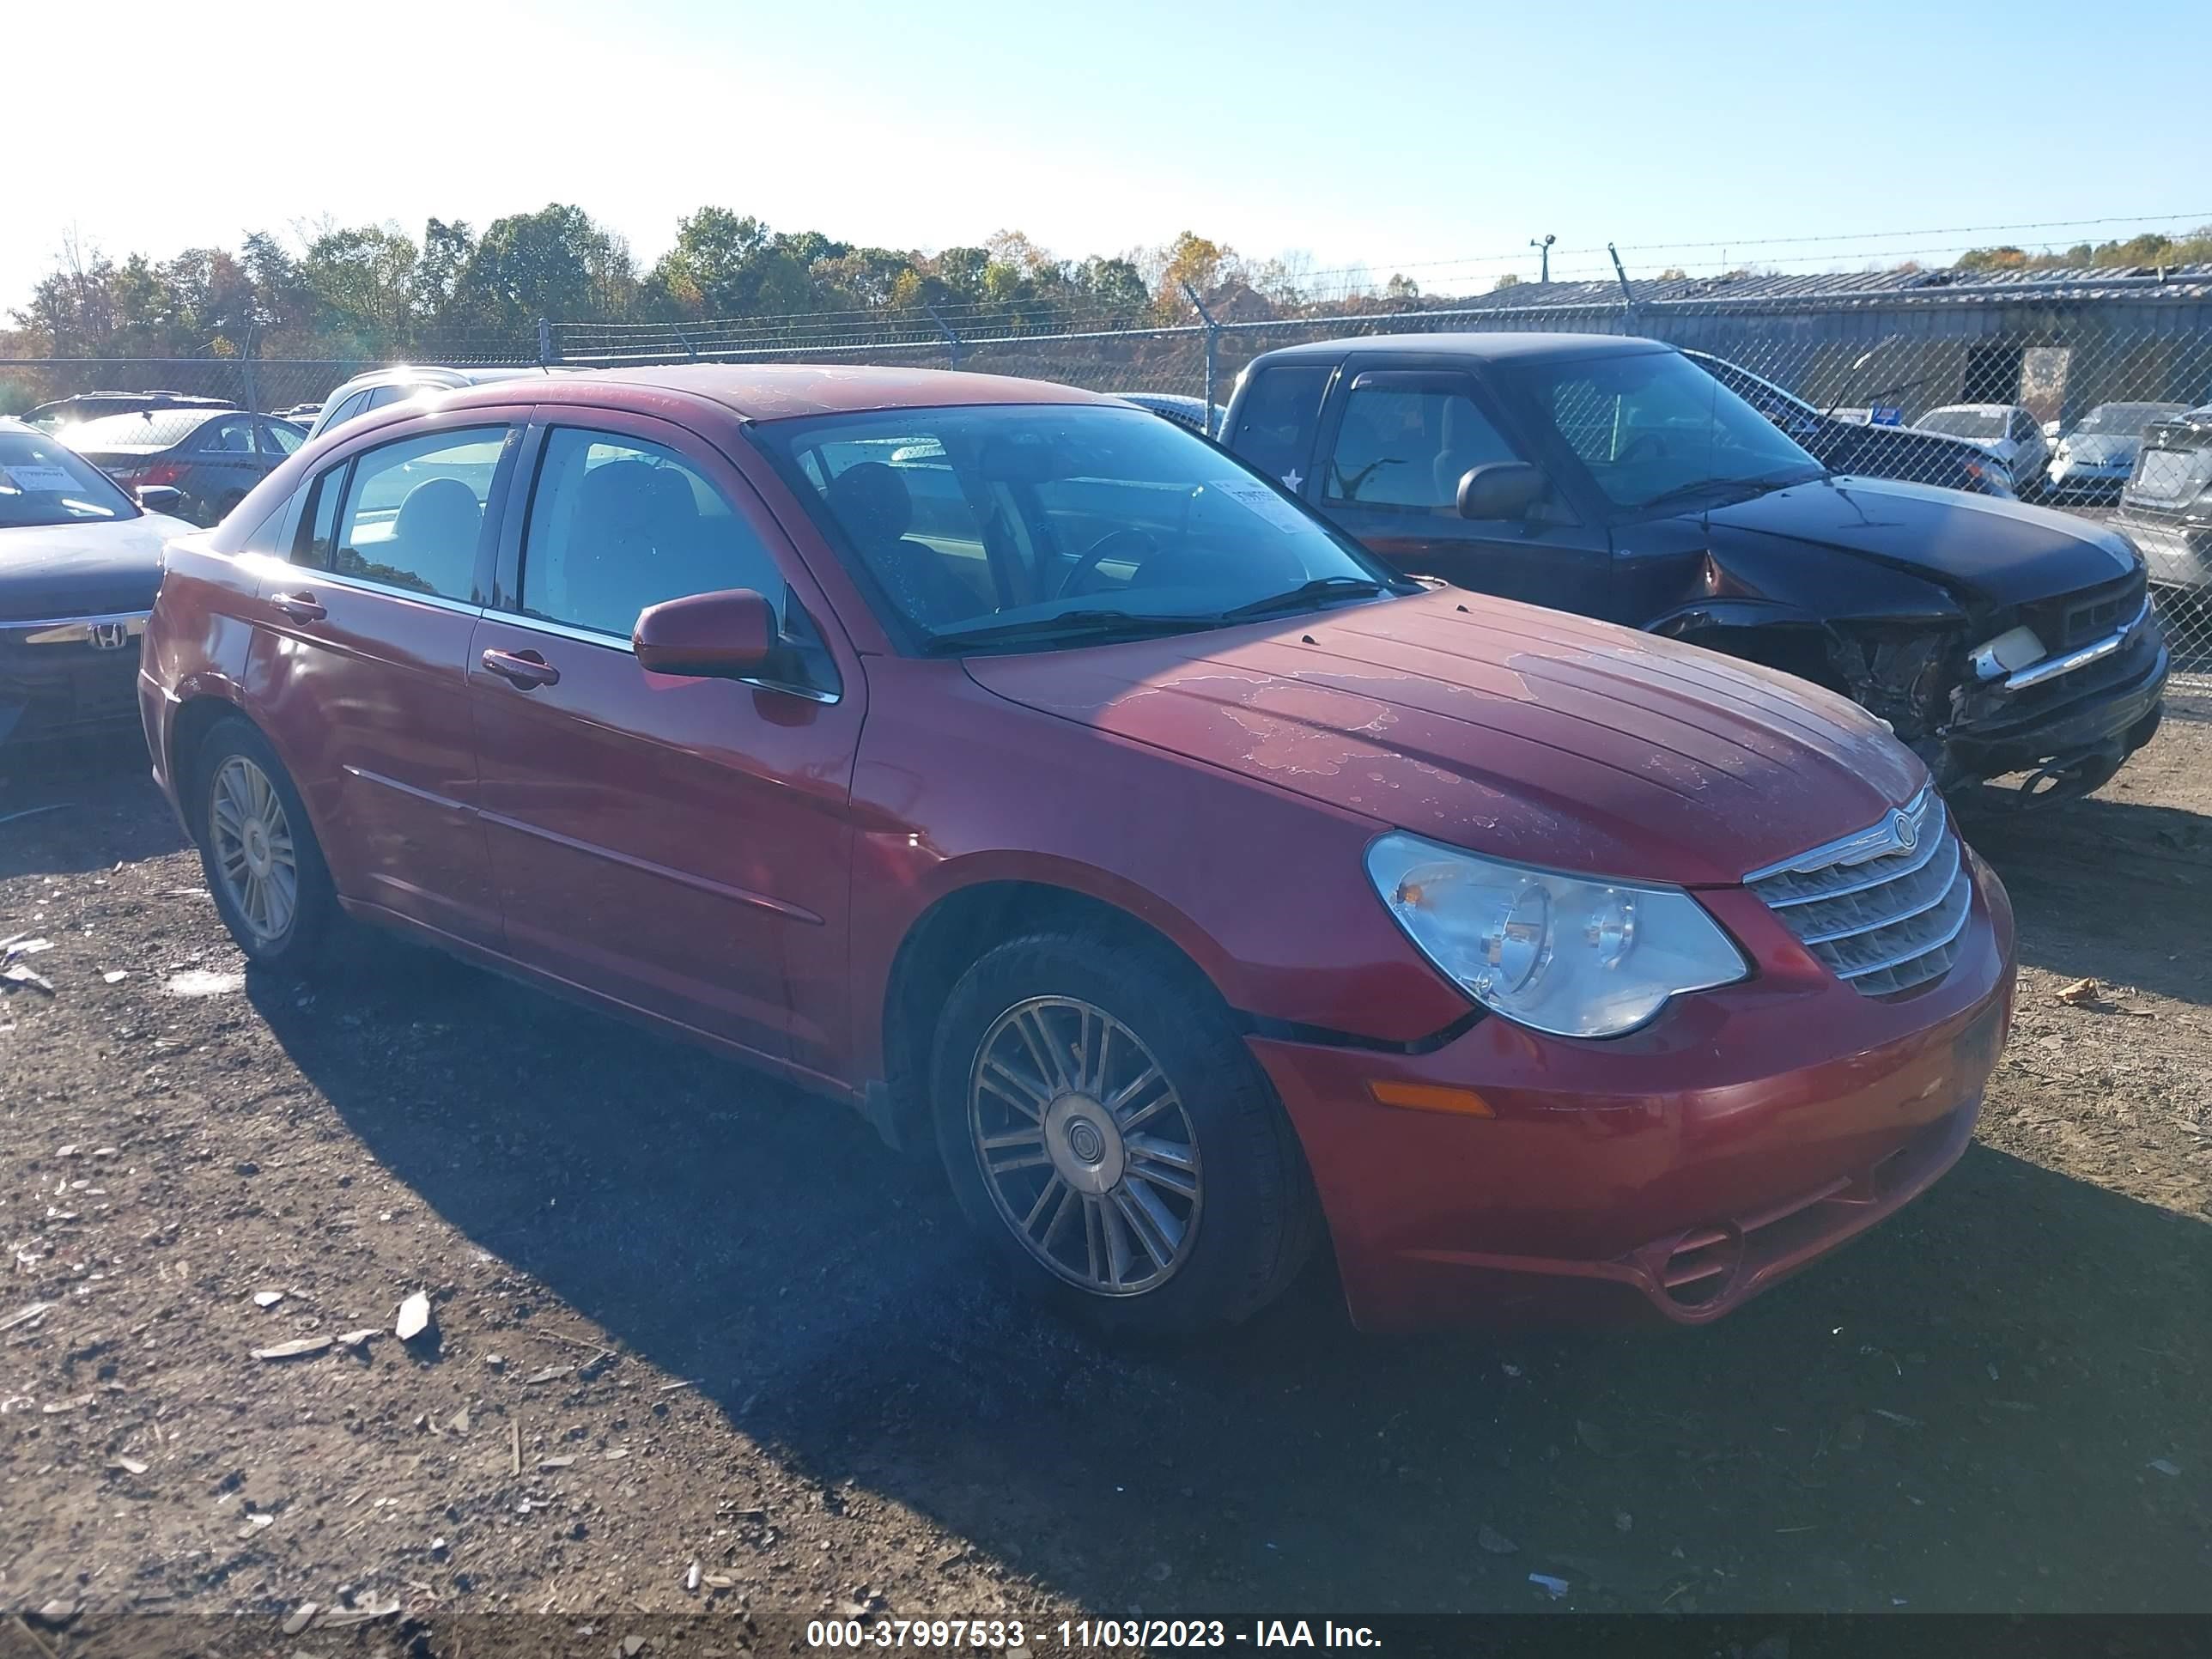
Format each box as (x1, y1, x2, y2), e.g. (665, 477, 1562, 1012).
(1218, 332, 2168, 799)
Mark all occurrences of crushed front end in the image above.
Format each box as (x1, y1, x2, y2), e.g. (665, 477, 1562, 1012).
(1829, 562, 2167, 799)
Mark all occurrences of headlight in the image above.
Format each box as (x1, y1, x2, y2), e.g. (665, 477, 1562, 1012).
(1968, 623, 2046, 680)
(1364, 833, 1748, 1038)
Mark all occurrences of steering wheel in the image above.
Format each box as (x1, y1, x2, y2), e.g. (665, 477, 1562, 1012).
(1055, 527, 1158, 599)
(1616, 431, 1670, 464)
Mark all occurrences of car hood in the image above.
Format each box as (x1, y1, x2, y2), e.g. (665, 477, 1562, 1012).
(0, 513, 189, 622)
(1700, 476, 2137, 607)
(963, 590, 1924, 887)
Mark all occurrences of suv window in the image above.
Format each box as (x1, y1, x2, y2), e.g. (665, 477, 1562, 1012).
(320, 390, 374, 434)
(1230, 365, 1331, 489)
(321, 427, 509, 599)
(1324, 383, 1517, 510)
(520, 428, 787, 637)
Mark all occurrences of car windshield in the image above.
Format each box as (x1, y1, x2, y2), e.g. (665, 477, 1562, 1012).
(752, 404, 1407, 652)
(1917, 407, 2008, 440)
(0, 428, 137, 527)
(2075, 403, 2185, 435)
(1491, 349, 1826, 514)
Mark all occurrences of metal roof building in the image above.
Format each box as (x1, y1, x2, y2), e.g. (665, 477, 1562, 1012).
(1385, 264, 2212, 424)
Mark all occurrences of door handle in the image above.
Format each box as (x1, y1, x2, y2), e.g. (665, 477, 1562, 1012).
(270, 592, 325, 623)
(482, 647, 560, 690)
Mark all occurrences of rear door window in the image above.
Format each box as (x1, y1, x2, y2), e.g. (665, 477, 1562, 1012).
(328, 427, 512, 601)
(1228, 364, 1331, 489)
(1323, 380, 1518, 511)
(201, 416, 262, 454)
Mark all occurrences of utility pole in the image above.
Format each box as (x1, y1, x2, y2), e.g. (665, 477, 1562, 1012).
(1181, 281, 1221, 420)
(1607, 243, 1640, 325)
(1530, 234, 1555, 283)
(924, 305, 964, 370)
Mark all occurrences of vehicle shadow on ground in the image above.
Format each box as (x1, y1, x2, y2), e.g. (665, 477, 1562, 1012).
(1960, 785, 2212, 1004)
(256, 938, 2211, 1616)
(0, 751, 189, 878)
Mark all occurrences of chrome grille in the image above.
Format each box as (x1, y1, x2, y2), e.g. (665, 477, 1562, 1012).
(1747, 788, 1971, 997)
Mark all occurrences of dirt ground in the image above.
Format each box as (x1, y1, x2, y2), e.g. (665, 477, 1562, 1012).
(1, 706, 2207, 1644)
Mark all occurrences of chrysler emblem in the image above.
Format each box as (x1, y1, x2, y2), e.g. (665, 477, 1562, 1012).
(86, 622, 131, 651)
(1891, 808, 1917, 854)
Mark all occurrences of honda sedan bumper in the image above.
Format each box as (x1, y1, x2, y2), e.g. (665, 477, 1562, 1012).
(0, 611, 149, 747)
(1249, 850, 2015, 1332)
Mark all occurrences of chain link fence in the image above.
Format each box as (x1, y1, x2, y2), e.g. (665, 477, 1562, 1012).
(557, 280, 2212, 703)
(11, 280, 2209, 699)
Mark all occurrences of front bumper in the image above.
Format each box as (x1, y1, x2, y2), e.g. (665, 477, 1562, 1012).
(0, 611, 149, 746)
(1941, 607, 2167, 781)
(2045, 461, 2131, 493)
(1251, 851, 2015, 1332)
(2120, 511, 2212, 592)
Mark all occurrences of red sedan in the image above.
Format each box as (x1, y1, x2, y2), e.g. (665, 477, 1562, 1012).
(138, 367, 2016, 1334)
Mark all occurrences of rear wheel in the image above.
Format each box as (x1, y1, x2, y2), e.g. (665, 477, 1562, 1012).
(933, 930, 1320, 1336)
(194, 718, 337, 973)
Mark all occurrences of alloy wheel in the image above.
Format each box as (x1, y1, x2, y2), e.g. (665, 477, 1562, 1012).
(208, 755, 299, 945)
(968, 995, 1203, 1295)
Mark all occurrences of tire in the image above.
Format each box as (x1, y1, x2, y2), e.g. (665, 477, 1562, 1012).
(191, 716, 338, 975)
(931, 928, 1321, 1337)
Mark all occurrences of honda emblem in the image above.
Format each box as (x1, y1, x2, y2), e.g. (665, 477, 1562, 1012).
(86, 622, 131, 651)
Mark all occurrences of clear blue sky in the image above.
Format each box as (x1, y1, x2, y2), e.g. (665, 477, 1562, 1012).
(9, 0, 2209, 313)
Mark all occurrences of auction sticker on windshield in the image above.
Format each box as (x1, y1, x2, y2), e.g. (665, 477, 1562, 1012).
(1, 464, 80, 493)
(1207, 478, 1312, 534)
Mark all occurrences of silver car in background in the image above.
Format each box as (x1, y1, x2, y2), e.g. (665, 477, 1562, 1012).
(1913, 403, 2052, 495)
(305, 364, 583, 442)
(2045, 402, 2190, 499)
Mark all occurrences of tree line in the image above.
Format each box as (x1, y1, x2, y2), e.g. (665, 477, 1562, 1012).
(1, 205, 1389, 366)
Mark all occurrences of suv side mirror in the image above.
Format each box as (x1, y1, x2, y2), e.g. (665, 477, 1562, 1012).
(633, 588, 775, 679)
(137, 484, 185, 514)
(1457, 462, 1546, 521)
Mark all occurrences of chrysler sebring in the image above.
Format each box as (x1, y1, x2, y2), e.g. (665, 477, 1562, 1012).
(138, 367, 2016, 1334)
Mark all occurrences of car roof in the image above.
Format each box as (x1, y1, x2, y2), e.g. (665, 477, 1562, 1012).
(1923, 403, 2017, 415)
(27, 390, 231, 414)
(434, 363, 1118, 423)
(1246, 331, 1669, 368)
(60, 407, 237, 445)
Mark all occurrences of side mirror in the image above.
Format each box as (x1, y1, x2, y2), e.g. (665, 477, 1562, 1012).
(1456, 461, 1546, 521)
(633, 588, 775, 679)
(137, 484, 185, 514)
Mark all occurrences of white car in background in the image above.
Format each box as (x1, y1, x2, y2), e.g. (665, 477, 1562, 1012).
(305, 364, 585, 442)
(2045, 402, 2191, 499)
(1911, 404, 2052, 495)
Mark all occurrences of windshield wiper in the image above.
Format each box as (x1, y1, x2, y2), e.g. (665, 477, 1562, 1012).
(1630, 471, 1814, 515)
(921, 609, 1218, 654)
(1216, 574, 1392, 621)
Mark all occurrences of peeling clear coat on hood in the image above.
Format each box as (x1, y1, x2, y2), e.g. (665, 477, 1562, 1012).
(963, 589, 1926, 888)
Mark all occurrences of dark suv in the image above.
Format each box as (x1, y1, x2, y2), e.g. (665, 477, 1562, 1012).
(2115, 404, 2212, 596)
(1220, 332, 2168, 800)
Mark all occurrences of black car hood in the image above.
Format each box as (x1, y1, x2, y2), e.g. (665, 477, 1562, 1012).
(0, 513, 190, 622)
(1701, 476, 2137, 607)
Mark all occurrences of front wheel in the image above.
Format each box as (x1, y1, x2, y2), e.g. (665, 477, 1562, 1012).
(193, 718, 338, 973)
(932, 930, 1321, 1336)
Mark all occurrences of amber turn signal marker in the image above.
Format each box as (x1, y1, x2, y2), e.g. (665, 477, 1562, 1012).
(1367, 1080, 1495, 1117)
